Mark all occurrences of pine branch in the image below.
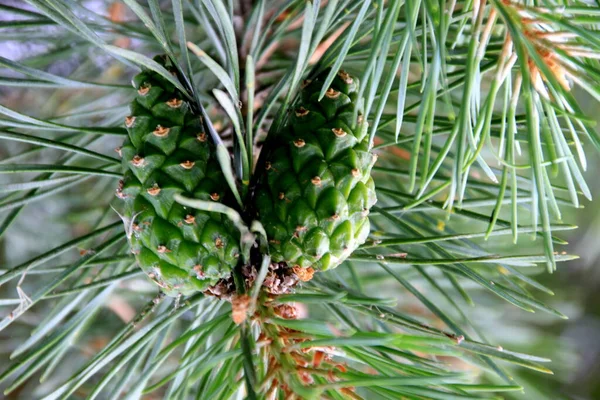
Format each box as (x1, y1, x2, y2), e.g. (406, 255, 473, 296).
(0, 0, 598, 398)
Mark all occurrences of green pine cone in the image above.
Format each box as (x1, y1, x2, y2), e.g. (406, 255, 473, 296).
(117, 56, 240, 296)
(253, 70, 377, 273)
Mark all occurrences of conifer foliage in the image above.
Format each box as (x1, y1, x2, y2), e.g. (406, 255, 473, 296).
(0, 1, 599, 399)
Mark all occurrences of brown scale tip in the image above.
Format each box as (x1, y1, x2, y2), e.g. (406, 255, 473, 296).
(293, 138, 306, 148)
(278, 192, 285, 200)
(330, 214, 340, 221)
(147, 184, 161, 196)
(351, 168, 360, 177)
(301, 79, 312, 89)
(137, 83, 151, 96)
(325, 88, 341, 99)
(166, 98, 183, 108)
(197, 132, 208, 142)
(293, 266, 315, 282)
(153, 125, 170, 137)
(179, 160, 195, 169)
(338, 70, 353, 84)
(311, 176, 322, 186)
(184, 214, 195, 224)
(215, 237, 224, 249)
(357, 114, 364, 124)
(131, 155, 145, 167)
(115, 180, 126, 198)
(293, 225, 307, 239)
(332, 127, 347, 137)
(295, 107, 310, 117)
(125, 116, 136, 128)
(193, 265, 204, 278)
(157, 245, 169, 253)
(210, 192, 220, 201)
(265, 161, 272, 170)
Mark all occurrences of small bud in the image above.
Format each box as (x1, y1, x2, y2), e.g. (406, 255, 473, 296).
(313, 351, 325, 367)
(311, 176, 322, 186)
(115, 147, 122, 156)
(293, 266, 315, 282)
(265, 161, 272, 170)
(231, 294, 251, 324)
(197, 132, 208, 142)
(210, 192, 220, 201)
(351, 168, 360, 177)
(274, 304, 298, 320)
(278, 192, 285, 200)
(157, 245, 169, 253)
(184, 214, 195, 224)
(215, 237, 224, 249)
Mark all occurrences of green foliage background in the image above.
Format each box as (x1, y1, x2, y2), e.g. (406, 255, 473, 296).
(0, 0, 599, 399)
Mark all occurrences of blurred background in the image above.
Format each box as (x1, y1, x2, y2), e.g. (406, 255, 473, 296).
(1, 1, 599, 399)
(538, 90, 600, 400)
